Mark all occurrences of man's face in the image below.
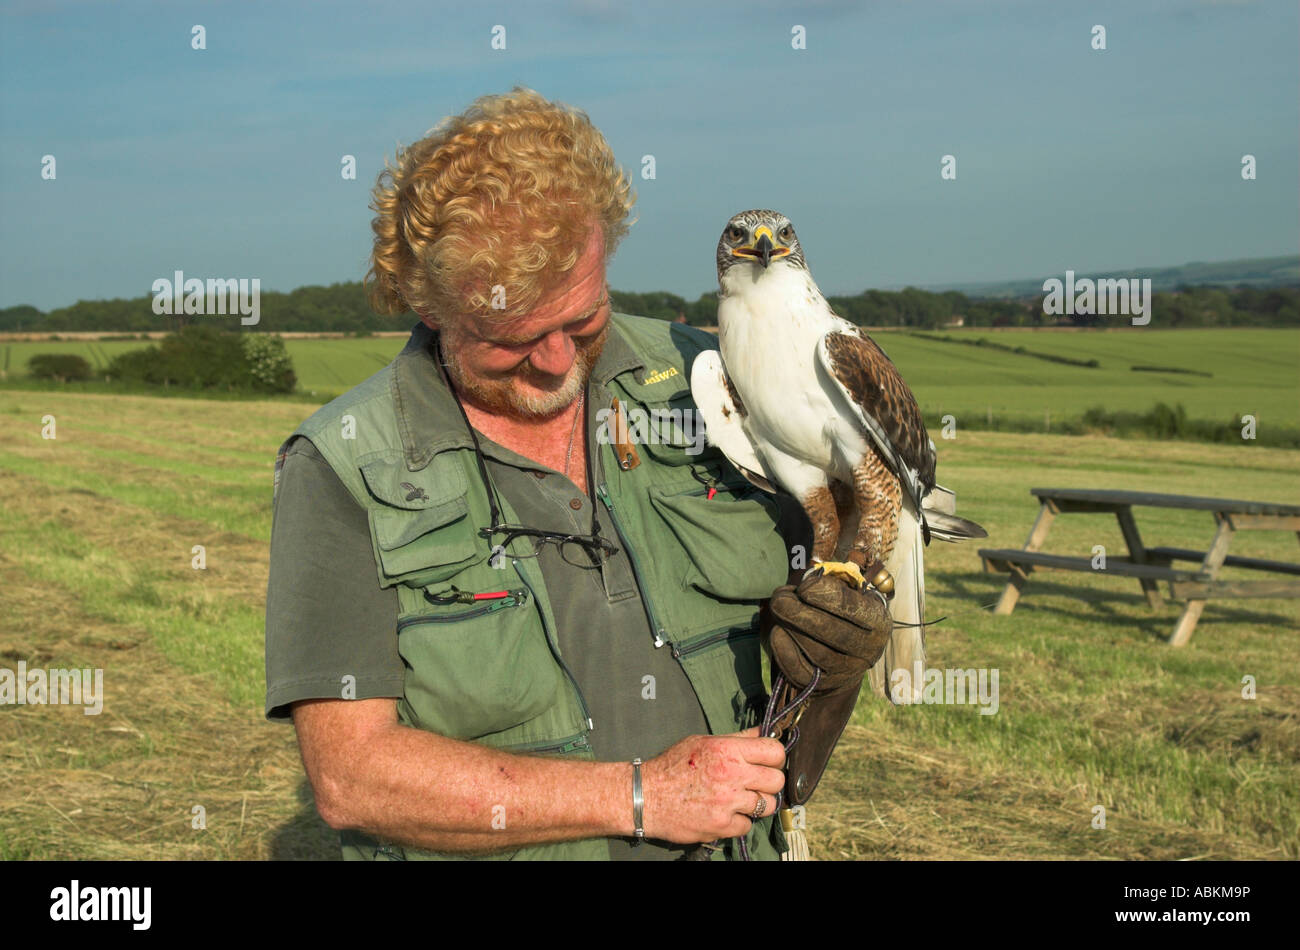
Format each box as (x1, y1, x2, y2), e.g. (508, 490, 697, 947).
(439, 226, 610, 420)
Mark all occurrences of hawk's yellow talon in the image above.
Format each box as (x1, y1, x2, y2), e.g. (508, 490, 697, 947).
(811, 559, 865, 588)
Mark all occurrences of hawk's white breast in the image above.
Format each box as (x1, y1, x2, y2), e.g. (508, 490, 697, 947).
(717, 263, 868, 481)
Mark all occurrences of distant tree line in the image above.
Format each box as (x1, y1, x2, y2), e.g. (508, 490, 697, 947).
(3, 281, 1295, 334)
(22, 326, 297, 393)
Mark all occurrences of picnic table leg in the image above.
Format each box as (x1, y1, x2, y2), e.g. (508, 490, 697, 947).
(1168, 513, 1233, 647)
(994, 501, 1057, 614)
(1115, 506, 1163, 608)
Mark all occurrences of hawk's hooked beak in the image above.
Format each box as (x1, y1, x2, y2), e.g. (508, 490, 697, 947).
(732, 225, 789, 269)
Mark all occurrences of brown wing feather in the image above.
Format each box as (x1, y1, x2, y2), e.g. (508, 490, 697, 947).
(722, 372, 747, 417)
(822, 330, 936, 490)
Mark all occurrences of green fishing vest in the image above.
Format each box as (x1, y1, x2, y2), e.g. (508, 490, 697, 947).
(290, 314, 792, 860)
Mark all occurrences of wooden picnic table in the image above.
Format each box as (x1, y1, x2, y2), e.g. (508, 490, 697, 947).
(979, 488, 1300, 645)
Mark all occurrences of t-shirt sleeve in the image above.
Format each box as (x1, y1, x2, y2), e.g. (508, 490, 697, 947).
(264, 436, 403, 723)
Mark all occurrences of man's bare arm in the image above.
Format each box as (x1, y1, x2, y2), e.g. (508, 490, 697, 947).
(293, 697, 631, 853)
(293, 697, 786, 854)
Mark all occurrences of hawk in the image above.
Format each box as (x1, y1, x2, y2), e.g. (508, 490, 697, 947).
(691, 209, 986, 701)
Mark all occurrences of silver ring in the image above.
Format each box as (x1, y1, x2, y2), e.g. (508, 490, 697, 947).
(750, 793, 766, 820)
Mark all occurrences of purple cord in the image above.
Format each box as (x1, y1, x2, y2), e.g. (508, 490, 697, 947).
(761, 669, 822, 749)
(733, 667, 823, 861)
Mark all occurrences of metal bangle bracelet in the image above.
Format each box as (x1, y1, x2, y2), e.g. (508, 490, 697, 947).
(632, 757, 645, 841)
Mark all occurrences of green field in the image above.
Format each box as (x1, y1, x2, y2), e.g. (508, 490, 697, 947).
(1, 388, 1296, 859)
(4, 327, 1297, 433)
(887, 327, 1300, 431)
(268, 338, 404, 395)
(0, 336, 408, 399)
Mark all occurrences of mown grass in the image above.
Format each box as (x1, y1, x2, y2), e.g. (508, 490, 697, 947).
(820, 432, 1300, 859)
(0, 390, 332, 857)
(0, 390, 1297, 860)
(0, 555, 332, 859)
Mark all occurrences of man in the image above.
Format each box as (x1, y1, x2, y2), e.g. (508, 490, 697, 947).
(264, 87, 888, 860)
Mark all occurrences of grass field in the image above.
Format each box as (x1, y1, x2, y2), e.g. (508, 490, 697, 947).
(889, 327, 1300, 432)
(1, 388, 1296, 859)
(4, 327, 1298, 433)
(0, 336, 408, 400)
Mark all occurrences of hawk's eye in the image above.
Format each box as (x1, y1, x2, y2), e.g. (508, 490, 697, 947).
(727, 225, 746, 242)
(779, 225, 793, 241)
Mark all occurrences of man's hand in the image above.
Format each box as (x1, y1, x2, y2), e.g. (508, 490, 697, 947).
(765, 569, 894, 693)
(640, 727, 786, 843)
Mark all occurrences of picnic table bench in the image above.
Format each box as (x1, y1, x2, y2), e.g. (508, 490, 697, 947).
(979, 488, 1300, 645)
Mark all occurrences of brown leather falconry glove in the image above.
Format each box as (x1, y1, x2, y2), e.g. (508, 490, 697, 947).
(762, 568, 893, 806)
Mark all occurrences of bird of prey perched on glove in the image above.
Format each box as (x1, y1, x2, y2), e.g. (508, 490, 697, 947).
(691, 209, 986, 708)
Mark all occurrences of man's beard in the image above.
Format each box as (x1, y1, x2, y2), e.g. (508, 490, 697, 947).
(440, 323, 608, 421)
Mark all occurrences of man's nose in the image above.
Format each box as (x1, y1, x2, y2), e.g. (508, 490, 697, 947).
(528, 330, 576, 377)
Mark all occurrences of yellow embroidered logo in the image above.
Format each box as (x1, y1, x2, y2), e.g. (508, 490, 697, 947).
(643, 367, 679, 386)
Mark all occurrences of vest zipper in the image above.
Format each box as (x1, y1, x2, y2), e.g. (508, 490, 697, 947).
(595, 481, 670, 649)
(670, 624, 759, 660)
(684, 467, 749, 498)
(513, 563, 595, 732)
(396, 589, 529, 630)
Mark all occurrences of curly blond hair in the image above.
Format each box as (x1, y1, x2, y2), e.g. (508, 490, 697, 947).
(365, 87, 635, 326)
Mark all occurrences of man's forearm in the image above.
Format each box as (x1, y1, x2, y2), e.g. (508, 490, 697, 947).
(311, 717, 635, 855)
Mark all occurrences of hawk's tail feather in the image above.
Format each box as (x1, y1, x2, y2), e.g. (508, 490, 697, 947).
(865, 504, 926, 704)
(922, 509, 988, 543)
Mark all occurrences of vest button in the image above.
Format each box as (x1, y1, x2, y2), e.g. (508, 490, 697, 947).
(569, 497, 583, 510)
(533, 471, 546, 479)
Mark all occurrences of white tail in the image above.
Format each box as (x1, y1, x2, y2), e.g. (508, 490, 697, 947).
(865, 501, 926, 704)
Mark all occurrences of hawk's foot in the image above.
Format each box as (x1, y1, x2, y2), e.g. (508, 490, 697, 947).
(808, 559, 865, 588)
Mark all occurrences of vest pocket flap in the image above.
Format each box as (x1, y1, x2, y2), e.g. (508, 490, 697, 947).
(372, 497, 470, 551)
(360, 458, 466, 509)
(370, 499, 480, 587)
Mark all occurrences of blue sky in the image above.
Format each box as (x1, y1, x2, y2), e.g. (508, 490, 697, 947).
(1, 0, 1296, 311)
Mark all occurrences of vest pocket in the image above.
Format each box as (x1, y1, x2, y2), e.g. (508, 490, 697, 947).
(672, 623, 766, 734)
(370, 501, 479, 587)
(648, 480, 789, 602)
(362, 457, 480, 588)
(396, 587, 567, 743)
